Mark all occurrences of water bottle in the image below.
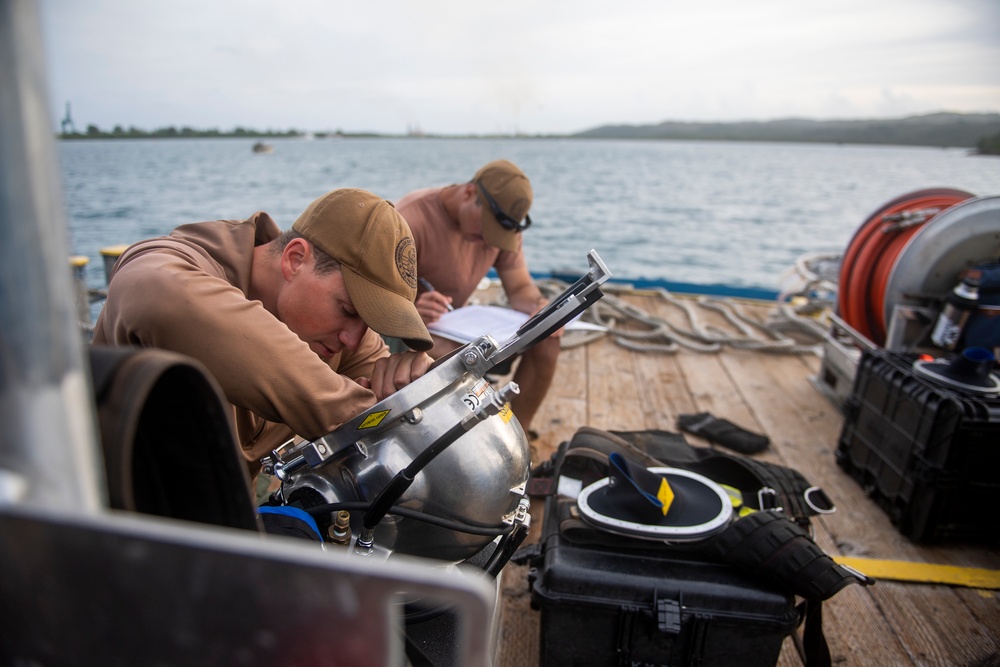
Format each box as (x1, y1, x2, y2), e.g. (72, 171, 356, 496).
(930, 274, 980, 351)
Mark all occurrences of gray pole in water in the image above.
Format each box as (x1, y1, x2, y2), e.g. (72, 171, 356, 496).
(0, 0, 106, 512)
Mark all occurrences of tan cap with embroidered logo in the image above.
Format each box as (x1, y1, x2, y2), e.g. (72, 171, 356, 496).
(292, 188, 432, 351)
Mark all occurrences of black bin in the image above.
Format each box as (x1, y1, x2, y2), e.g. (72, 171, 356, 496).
(836, 349, 1000, 542)
(528, 497, 799, 666)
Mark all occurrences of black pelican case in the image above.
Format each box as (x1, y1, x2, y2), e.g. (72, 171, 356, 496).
(526, 495, 799, 667)
(836, 350, 1000, 542)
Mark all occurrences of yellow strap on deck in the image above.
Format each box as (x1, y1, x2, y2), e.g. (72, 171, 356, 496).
(834, 557, 1000, 590)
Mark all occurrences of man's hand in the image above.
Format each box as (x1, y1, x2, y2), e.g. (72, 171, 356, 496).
(365, 351, 434, 401)
(415, 291, 453, 325)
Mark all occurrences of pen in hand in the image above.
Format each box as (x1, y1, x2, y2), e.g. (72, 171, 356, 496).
(418, 277, 454, 311)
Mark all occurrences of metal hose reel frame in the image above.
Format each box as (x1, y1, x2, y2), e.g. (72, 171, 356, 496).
(883, 195, 1000, 330)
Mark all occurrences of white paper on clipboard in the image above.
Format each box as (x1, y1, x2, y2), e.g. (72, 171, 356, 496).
(427, 304, 606, 344)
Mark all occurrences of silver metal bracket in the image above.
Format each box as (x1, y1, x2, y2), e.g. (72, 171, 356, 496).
(260, 250, 611, 475)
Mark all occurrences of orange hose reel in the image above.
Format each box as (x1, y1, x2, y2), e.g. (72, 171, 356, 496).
(837, 188, 974, 345)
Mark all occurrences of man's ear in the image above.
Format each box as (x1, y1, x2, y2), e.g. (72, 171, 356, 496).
(465, 181, 479, 203)
(280, 238, 310, 281)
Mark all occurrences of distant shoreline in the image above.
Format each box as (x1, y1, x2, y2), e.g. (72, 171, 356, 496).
(57, 111, 1000, 153)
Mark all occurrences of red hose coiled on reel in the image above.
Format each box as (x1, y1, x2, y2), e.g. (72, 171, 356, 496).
(837, 188, 974, 345)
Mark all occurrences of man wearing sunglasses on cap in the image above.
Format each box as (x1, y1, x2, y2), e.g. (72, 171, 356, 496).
(395, 160, 560, 440)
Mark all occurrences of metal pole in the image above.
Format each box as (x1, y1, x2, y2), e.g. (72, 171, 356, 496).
(0, 0, 105, 511)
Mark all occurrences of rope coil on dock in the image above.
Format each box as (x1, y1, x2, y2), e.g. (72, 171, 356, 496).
(489, 279, 830, 355)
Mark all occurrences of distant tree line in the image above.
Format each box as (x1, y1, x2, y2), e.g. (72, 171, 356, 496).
(572, 112, 1000, 151)
(57, 125, 350, 140)
(977, 132, 1000, 155)
(57, 113, 1000, 151)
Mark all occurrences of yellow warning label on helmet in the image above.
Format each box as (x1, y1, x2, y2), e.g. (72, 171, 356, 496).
(657, 478, 675, 516)
(499, 404, 513, 423)
(358, 409, 390, 430)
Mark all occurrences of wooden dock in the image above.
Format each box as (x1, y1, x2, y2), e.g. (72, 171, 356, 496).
(488, 286, 1000, 667)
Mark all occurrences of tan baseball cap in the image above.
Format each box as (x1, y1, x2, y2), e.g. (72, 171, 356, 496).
(292, 188, 433, 351)
(474, 160, 533, 253)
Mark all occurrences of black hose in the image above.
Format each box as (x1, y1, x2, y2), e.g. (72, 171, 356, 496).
(362, 419, 472, 530)
(305, 501, 513, 537)
(482, 520, 529, 577)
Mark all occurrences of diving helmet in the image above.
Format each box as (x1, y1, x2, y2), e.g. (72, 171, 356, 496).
(261, 251, 611, 566)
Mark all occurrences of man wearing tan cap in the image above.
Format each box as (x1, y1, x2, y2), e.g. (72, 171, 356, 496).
(93, 188, 433, 475)
(395, 159, 559, 438)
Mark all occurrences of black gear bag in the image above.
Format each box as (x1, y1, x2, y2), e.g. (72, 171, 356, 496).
(516, 427, 871, 667)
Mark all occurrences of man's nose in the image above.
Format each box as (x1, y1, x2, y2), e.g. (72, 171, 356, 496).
(341, 321, 367, 350)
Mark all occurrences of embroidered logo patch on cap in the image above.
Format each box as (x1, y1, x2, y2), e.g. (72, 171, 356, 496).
(395, 236, 417, 289)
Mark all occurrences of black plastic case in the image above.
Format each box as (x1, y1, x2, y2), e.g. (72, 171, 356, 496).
(528, 497, 799, 666)
(836, 350, 1000, 542)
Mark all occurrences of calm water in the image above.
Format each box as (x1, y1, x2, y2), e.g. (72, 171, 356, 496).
(57, 137, 999, 295)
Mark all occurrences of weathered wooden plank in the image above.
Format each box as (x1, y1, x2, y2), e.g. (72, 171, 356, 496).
(586, 327, 644, 433)
(533, 342, 588, 460)
(494, 561, 540, 667)
(636, 292, 760, 432)
(955, 587, 1000, 658)
(810, 583, 915, 666)
(629, 352, 696, 430)
(872, 581, 1000, 666)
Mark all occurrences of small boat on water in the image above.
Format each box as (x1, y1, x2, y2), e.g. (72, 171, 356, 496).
(252, 141, 274, 154)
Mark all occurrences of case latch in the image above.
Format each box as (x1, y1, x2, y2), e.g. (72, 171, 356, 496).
(657, 599, 682, 634)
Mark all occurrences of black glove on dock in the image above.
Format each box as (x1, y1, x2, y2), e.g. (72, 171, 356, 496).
(676, 412, 770, 455)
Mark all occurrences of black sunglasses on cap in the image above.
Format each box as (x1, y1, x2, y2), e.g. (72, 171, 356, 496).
(476, 181, 532, 232)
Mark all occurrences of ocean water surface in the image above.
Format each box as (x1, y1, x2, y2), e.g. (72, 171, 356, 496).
(57, 137, 999, 296)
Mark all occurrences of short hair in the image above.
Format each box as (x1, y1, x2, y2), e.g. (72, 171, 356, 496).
(273, 230, 341, 275)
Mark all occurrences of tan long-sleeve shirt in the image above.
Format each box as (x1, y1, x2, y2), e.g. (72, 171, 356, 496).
(92, 213, 387, 467)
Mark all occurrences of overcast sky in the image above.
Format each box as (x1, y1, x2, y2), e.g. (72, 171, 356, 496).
(38, 0, 1000, 136)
